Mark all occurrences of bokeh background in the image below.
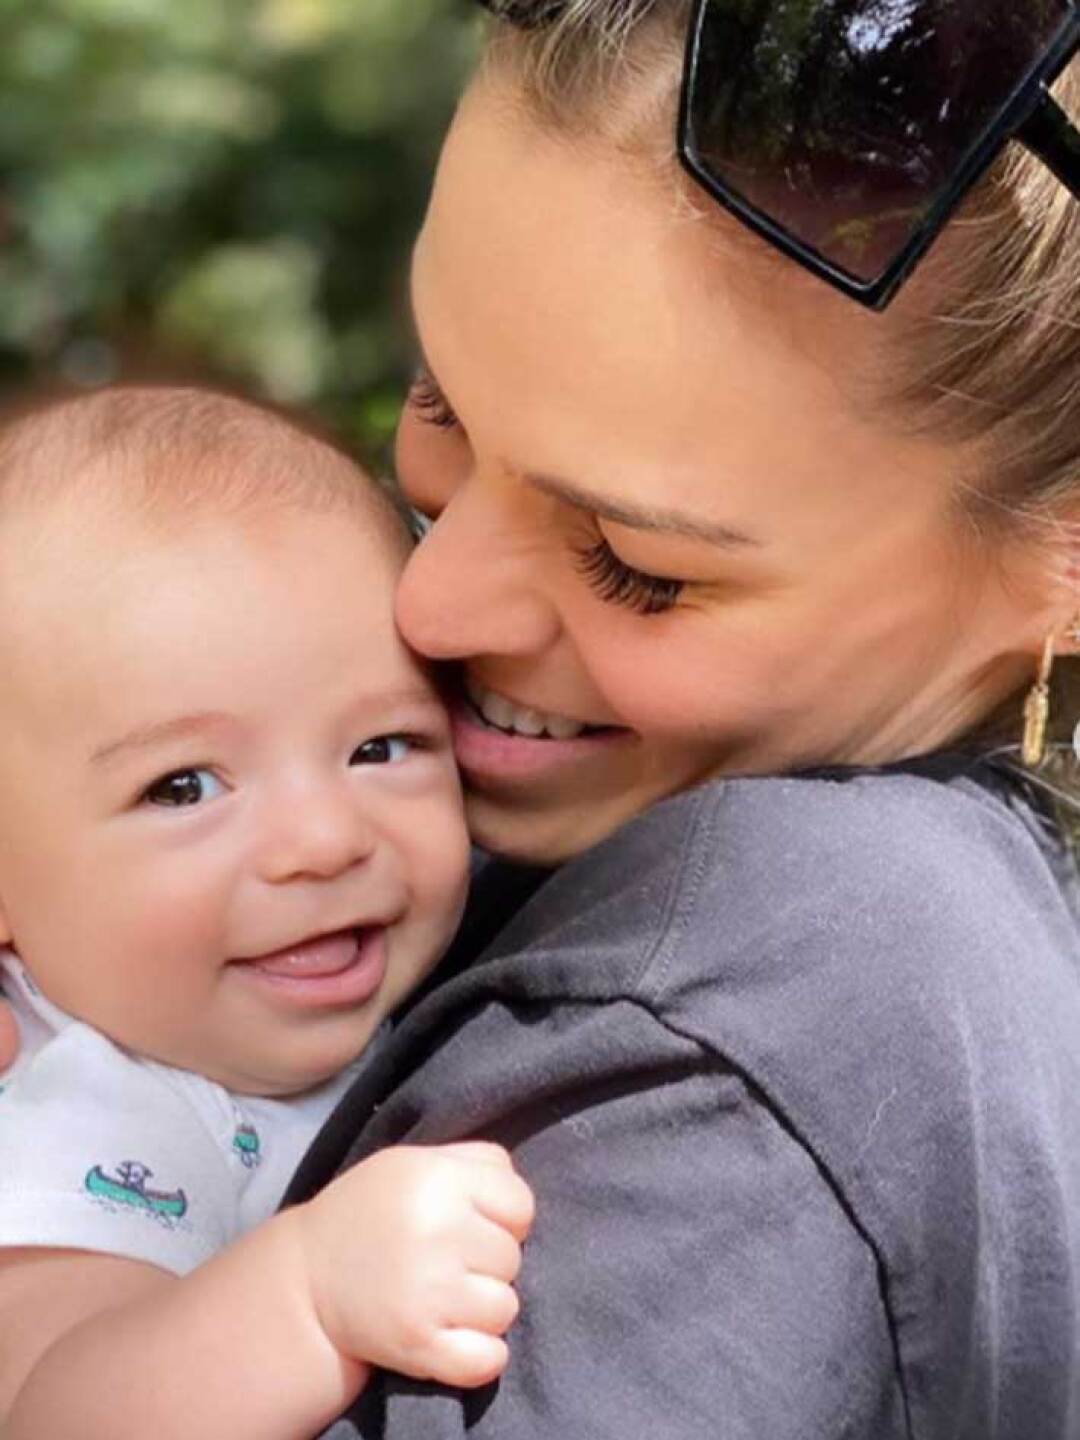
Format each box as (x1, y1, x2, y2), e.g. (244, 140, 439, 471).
(0, 0, 479, 469)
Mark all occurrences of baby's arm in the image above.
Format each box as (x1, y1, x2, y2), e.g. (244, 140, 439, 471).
(0, 1142, 533, 1440)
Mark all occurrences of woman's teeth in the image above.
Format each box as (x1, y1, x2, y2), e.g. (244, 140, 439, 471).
(466, 680, 588, 740)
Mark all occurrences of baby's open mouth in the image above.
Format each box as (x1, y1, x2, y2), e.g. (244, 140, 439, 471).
(241, 928, 366, 979)
(230, 928, 390, 1010)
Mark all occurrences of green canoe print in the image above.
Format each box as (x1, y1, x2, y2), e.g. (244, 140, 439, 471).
(85, 1161, 187, 1220)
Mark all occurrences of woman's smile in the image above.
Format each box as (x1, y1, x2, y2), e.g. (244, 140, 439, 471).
(453, 675, 633, 783)
(465, 676, 611, 741)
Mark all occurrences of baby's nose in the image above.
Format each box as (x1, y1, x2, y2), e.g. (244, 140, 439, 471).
(256, 786, 377, 884)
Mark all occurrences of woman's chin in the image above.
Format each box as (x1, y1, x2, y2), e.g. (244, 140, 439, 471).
(464, 787, 642, 866)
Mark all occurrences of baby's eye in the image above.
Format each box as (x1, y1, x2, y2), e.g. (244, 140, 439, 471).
(143, 768, 225, 808)
(349, 736, 413, 767)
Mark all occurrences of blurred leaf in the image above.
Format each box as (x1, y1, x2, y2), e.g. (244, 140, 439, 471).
(159, 239, 331, 401)
(0, 0, 480, 461)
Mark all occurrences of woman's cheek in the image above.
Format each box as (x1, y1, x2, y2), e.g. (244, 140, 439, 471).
(580, 619, 779, 738)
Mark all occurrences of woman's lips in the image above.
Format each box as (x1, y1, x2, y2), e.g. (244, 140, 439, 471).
(232, 928, 388, 1010)
(450, 693, 631, 782)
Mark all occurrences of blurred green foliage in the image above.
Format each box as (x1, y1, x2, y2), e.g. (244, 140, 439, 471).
(0, 0, 479, 464)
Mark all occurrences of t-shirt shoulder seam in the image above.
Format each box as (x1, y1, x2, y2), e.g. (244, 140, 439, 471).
(627, 783, 727, 1000)
(633, 782, 729, 1002)
(622, 990, 916, 1436)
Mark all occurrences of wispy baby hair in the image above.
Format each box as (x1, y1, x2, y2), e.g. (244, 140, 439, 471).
(0, 384, 407, 538)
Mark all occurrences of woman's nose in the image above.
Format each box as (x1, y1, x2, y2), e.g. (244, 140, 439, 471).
(255, 784, 376, 885)
(395, 480, 562, 661)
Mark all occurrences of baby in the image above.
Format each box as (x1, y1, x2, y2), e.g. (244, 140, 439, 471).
(0, 387, 534, 1439)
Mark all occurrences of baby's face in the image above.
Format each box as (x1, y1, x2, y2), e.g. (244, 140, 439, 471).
(0, 488, 470, 1094)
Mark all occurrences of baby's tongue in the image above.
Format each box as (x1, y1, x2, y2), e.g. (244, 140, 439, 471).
(252, 931, 359, 978)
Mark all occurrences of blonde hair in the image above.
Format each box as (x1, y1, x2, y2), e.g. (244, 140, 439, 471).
(482, 3, 1080, 786)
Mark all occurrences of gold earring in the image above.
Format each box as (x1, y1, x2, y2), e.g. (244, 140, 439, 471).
(1021, 632, 1056, 768)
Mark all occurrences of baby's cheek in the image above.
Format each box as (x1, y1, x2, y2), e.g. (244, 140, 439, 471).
(411, 799, 471, 922)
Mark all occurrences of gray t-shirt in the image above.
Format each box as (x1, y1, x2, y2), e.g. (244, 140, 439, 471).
(287, 764, 1080, 1440)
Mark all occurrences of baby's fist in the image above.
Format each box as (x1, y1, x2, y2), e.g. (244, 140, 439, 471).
(299, 1142, 534, 1388)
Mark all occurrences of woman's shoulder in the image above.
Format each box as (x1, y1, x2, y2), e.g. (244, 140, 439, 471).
(641, 762, 1079, 1036)
(585, 769, 1078, 1361)
(535, 760, 1080, 1180)
(693, 758, 1057, 888)
(631, 765, 1080, 1264)
(642, 762, 1075, 974)
(490, 762, 1077, 1010)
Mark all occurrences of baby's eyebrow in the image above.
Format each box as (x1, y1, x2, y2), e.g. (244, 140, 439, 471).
(90, 713, 232, 767)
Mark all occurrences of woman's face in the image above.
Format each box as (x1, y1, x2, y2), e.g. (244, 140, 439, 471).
(394, 78, 1051, 864)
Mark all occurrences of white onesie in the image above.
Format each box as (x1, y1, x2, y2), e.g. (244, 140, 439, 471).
(0, 953, 372, 1275)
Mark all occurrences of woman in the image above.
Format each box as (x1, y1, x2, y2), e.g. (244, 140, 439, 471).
(10, 2, 1080, 1435)
(281, 4, 1080, 1436)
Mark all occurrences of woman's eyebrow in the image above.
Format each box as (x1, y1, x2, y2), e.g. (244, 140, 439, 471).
(524, 471, 760, 549)
(406, 326, 758, 549)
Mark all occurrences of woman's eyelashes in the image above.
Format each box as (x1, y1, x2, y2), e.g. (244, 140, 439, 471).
(406, 363, 684, 616)
(408, 368, 460, 431)
(574, 537, 685, 616)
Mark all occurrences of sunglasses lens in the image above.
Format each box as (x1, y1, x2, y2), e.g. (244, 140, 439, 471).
(686, 0, 1072, 284)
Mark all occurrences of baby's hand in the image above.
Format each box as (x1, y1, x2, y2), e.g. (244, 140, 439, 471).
(293, 1142, 534, 1389)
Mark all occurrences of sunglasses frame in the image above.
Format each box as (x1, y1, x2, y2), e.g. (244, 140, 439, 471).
(677, 0, 1080, 309)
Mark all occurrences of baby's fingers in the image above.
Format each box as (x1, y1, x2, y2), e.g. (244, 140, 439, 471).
(426, 1329, 510, 1390)
(463, 1213, 525, 1283)
(451, 1273, 520, 1336)
(470, 1165, 535, 1243)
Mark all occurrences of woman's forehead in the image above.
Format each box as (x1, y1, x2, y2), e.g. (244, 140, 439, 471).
(430, 77, 895, 340)
(414, 83, 959, 551)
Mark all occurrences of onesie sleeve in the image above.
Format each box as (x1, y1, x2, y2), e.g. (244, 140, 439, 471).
(0, 1021, 243, 1275)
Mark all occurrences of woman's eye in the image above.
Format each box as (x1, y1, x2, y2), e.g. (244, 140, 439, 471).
(573, 538, 685, 616)
(407, 369, 460, 432)
(350, 736, 414, 766)
(143, 769, 225, 808)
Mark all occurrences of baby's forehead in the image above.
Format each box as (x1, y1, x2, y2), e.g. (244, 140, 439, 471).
(0, 480, 417, 753)
(0, 386, 411, 648)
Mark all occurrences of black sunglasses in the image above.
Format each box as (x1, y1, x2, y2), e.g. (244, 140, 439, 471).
(476, 0, 1080, 309)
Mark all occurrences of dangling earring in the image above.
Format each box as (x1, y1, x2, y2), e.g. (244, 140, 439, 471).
(1021, 632, 1055, 768)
